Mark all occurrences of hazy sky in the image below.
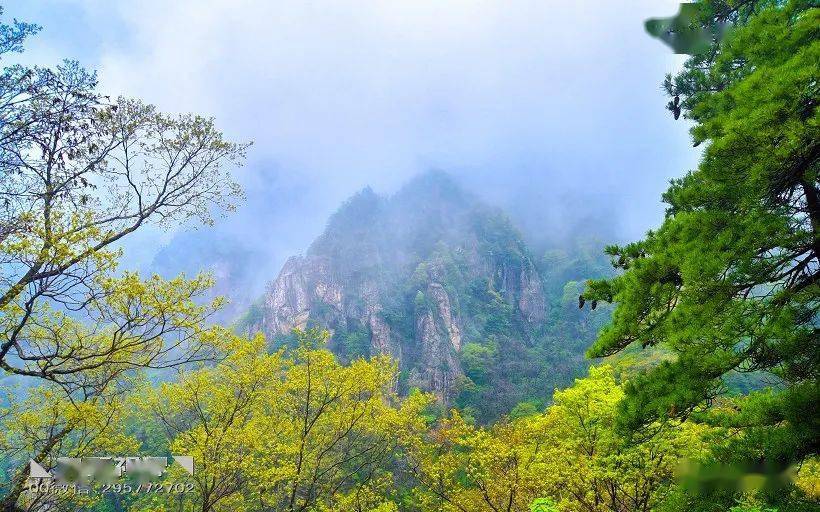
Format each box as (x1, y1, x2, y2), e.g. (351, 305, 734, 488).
(5, 0, 699, 277)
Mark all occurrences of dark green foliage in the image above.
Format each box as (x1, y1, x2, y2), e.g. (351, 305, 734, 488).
(464, 278, 515, 336)
(269, 331, 300, 351)
(389, 224, 617, 421)
(337, 324, 371, 361)
(509, 399, 542, 420)
(586, 1, 819, 508)
(461, 341, 497, 387)
(270, 172, 620, 422)
(445, 237, 616, 421)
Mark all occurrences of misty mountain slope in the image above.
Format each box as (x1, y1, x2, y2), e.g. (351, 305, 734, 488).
(149, 231, 268, 325)
(242, 171, 612, 421)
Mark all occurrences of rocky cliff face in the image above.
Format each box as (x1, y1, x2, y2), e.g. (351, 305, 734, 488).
(407, 282, 463, 400)
(247, 172, 548, 403)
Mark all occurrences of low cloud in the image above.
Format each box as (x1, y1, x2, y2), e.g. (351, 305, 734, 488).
(8, 0, 698, 274)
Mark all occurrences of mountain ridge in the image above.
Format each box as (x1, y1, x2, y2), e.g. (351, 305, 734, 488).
(244, 171, 608, 419)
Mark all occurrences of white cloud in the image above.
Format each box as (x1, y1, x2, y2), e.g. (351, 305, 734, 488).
(82, 1, 688, 185)
(7, 0, 697, 269)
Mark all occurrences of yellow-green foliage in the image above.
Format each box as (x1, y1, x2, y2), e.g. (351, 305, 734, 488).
(407, 365, 711, 512)
(143, 329, 432, 512)
(0, 384, 140, 510)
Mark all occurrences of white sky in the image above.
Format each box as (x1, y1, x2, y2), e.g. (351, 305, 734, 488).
(5, 0, 699, 275)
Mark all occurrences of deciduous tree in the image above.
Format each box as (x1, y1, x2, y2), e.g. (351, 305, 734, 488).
(147, 329, 431, 512)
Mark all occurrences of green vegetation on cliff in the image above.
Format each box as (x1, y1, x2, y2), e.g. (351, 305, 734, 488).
(252, 172, 616, 422)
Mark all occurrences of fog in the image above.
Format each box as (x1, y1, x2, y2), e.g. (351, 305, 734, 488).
(6, 0, 700, 303)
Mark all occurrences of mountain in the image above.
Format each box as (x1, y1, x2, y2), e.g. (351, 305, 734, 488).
(150, 231, 268, 325)
(241, 171, 612, 421)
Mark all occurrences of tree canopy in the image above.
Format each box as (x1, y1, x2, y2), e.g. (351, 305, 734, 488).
(583, 0, 818, 494)
(0, 6, 249, 510)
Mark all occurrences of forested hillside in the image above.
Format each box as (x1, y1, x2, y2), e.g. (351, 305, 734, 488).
(238, 171, 612, 421)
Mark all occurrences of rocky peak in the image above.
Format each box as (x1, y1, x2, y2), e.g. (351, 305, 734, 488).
(248, 172, 548, 402)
